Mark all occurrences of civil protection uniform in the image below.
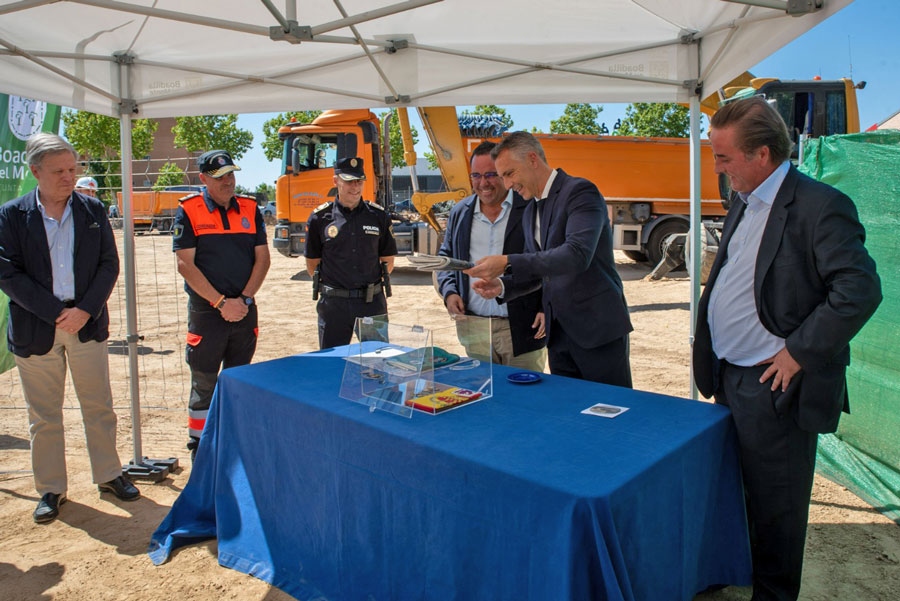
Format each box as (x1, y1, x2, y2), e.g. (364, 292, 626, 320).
(172, 191, 266, 446)
(305, 199, 397, 349)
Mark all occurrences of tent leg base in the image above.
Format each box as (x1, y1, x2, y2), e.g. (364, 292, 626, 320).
(123, 457, 180, 483)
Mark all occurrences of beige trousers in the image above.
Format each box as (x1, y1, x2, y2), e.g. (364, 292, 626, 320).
(457, 317, 547, 373)
(15, 329, 122, 495)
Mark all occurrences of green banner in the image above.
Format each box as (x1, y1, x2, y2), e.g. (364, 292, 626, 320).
(0, 93, 62, 374)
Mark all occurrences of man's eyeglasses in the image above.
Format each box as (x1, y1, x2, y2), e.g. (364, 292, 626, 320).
(470, 172, 499, 181)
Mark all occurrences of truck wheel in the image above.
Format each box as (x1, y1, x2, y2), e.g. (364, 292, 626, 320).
(647, 220, 689, 269)
(623, 250, 648, 263)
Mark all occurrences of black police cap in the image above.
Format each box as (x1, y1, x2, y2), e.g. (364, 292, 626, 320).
(197, 150, 241, 178)
(334, 157, 366, 181)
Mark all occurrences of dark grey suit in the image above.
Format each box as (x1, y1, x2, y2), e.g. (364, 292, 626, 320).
(693, 165, 881, 600)
(503, 169, 632, 385)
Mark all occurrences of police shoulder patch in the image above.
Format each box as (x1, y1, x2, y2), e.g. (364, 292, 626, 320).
(366, 201, 384, 211)
(314, 201, 332, 213)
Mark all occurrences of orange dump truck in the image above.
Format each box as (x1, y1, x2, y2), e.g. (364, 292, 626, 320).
(116, 190, 190, 233)
(271, 109, 720, 265)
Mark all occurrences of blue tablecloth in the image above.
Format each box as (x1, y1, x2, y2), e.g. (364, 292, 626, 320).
(150, 347, 751, 600)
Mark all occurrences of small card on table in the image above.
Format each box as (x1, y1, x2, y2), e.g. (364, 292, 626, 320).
(581, 402, 629, 418)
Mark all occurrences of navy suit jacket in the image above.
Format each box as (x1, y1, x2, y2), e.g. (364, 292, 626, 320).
(437, 192, 546, 357)
(693, 166, 881, 433)
(0, 189, 119, 357)
(503, 169, 632, 349)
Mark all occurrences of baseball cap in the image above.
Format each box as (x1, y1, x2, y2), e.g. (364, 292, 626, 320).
(334, 157, 366, 181)
(197, 150, 241, 178)
(75, 176, 98, 191)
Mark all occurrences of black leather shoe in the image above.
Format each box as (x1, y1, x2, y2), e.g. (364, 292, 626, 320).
(33, 492, 67, 524)
(98, 475, 140, 501)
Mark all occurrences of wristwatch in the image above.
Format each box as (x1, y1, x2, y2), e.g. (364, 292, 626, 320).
(503, 262, 513, 275)
(240, 295, 255, 306)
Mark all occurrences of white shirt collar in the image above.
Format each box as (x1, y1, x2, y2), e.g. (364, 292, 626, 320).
(474, 189, 513, 215)
(538, 169, 558, 202)
(740, 160, 790, 208)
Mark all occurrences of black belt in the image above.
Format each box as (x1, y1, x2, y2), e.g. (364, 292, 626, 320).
(62, 300, 76, 308)
(320, 283, 383, 300)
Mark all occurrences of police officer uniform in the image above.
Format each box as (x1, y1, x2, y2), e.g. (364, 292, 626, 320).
(172, 150, 267, 454)
(305, 157, 397, 349)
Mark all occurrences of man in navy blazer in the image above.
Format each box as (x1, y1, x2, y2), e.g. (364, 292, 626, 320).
(0, 133, 138, 524)
(694, 98, 881, 600)
(466, 132, 632, 386)
(437, 141, 546, 371)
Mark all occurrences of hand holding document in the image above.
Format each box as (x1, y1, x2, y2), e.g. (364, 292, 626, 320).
(408, 253, 474, 272)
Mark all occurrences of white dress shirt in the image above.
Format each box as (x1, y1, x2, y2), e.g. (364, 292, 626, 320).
(468, 191, 512, 317)
(533, 169, 558, 248)
(708, 161, 790, 366)
(35, 188, 76, 302)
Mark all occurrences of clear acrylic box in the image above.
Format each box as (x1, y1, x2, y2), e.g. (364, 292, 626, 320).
(339, 314, 493, 417)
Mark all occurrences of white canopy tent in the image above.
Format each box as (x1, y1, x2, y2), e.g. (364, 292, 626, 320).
(0, 0, 853, 471)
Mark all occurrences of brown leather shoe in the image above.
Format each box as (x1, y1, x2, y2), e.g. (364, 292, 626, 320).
(33, 492, 67, 524)
(98, 475, 140, 501)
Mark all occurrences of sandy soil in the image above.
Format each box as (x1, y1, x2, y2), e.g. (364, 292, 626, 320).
(0, 229, 897, 601)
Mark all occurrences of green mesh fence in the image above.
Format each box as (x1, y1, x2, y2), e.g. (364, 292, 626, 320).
(800, 130, 900, 523)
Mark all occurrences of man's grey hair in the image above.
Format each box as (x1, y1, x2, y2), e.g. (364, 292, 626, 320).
(490, 131, 547, 164)
(26, 133, 77, 169)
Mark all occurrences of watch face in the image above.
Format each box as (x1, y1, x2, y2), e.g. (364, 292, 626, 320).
(244, 297, 253, 305)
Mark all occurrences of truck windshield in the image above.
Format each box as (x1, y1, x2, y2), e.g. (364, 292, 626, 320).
(289, 135, 339, 172)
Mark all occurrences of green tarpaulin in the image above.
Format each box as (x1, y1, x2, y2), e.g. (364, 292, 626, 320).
(801, 129, 900, 523)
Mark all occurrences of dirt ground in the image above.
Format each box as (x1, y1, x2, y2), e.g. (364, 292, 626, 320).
(0, 229, 897, 601)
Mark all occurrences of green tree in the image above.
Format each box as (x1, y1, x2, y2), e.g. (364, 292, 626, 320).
(459, 104, 514, 129)
(549, 103, 604, 135)
(152, 162, 185, 190)
(255, 182, 276, 204)
(62, 109, 157, 190)
(616, 102, 693, 137)
(234, 184, 251, 196)
(260, 111, 323, 162)
(172, 115, 253, 159)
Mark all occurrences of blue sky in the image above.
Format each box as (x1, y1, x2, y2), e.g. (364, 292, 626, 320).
(232, 0, 898, 189)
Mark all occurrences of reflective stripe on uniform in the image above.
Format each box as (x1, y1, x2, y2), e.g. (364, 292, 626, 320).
(188, 408, 208, 438)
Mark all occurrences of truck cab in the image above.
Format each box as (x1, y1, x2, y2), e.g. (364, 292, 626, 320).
(272, 110, 390, 257)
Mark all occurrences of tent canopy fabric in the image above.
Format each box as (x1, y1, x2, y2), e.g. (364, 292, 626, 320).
(0, 0, 852, 117)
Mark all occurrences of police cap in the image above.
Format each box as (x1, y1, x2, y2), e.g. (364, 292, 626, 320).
(198, 150, 241, 178)
(334, 157, 366, 181)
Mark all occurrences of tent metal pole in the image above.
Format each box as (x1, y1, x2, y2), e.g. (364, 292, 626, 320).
(286, 0, 296, 22)
(117, 55, 177, 481)
(332, 0, 401, 101)
(313, 0, 442, 36)
(116, 69, 142, 465)
(688, 95, 702, 400)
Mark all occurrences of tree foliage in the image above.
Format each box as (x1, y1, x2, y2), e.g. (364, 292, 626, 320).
(255, 182, 276, 203)
(152, 162, 185, 190)
(459, 105, 514, 129)
(62, 109, 157, 190)
(260, 111, 323, 162)
(172, 115, 253, 159)
(616, 103, 693, 138)
(549, 104, 604, 135)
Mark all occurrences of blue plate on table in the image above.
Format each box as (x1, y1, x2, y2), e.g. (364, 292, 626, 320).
(507, 372, 542, 384)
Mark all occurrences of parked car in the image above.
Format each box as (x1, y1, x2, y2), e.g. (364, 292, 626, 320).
(262, 200, 276, 224)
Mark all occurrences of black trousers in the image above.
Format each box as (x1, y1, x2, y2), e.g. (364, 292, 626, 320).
(185, 302, 258, 442)
(547, 320, 632, 387)
(316, 292, 387, 350)
(716, 362, 818, 601)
